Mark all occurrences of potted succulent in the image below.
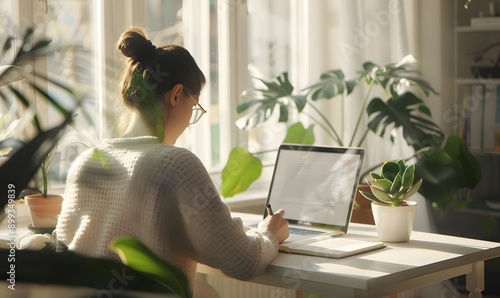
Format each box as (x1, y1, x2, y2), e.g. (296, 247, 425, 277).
(359, 159, 422, 242)
(221, 55, 481, 213)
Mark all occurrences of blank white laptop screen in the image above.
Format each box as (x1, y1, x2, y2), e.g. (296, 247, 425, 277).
(267, 145, 364, 229)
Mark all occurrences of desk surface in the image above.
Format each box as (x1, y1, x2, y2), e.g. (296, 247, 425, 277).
(198, 212, 500, 297)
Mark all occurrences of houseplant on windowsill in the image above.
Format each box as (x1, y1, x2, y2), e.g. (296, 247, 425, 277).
(221, 55, 481, 213)
(22, 147, 64, 229)
(359, 159, 422, 242)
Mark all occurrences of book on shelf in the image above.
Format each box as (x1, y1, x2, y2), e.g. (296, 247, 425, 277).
(468, 85, 482, 150)
(460, 84, 500, 152)
(484, 85, 498, 151)
(496, 85, 500, 152)
(470, 17, 500, 27)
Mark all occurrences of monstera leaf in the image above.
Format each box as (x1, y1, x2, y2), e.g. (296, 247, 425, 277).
(359, 56, 438, 98)
(305, 69, 357, 101)
(366, 92, 444, 150)
(236, 72, 307, 130)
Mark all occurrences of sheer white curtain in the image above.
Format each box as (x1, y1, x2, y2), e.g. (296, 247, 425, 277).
(294, 0, 416, 172)
(341, 0, 414, 170)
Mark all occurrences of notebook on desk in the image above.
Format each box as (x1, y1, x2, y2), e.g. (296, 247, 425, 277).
(262, 144, 385, 258)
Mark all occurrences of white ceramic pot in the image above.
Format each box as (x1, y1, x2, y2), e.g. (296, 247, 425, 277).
(371, 200, 417, 242)
(24, 194, 63, 228)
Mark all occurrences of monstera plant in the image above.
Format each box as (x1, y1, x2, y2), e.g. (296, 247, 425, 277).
(221, 55, 481, 210)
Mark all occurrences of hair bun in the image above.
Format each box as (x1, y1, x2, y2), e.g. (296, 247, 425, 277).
(118, 28, 157, 66)
(134, 39, 156, 66)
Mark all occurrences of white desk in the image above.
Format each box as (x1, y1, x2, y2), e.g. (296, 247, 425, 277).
(197, 213, 500, 298)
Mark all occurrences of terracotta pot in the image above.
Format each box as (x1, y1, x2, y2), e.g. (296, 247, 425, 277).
(350, 184, 375, 225)
(24, 194, 63, 228)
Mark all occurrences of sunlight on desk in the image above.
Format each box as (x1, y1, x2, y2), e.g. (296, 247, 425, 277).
(197, 212, 500, 298)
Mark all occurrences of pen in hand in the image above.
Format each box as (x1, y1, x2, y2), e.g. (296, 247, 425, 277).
(266, 203, 274, 216)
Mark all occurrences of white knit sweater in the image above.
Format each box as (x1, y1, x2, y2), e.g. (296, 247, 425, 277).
(56, 136, 278, 282)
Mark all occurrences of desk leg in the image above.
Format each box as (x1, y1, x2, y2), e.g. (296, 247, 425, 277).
(466, 261, 484, 298)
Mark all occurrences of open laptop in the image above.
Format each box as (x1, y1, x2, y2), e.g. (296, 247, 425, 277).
(261, 144, 385, 258)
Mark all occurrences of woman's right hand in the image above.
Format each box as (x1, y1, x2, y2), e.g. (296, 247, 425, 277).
(258, 209, 289, 244)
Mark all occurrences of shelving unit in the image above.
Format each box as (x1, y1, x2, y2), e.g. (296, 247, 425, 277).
(453, 0, 500, 213)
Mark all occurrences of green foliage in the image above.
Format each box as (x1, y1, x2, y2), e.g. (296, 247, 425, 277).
(236, 72, 307, 129)
(0, 28, 73, 129)
(282, 122, 315, 145)
(366, 92, 444, 149)
(221, 147, 263, 197)
(0, 28, 79, 198)
(0, 116, 71, 197)
(221, 55, 481, 210)
(414, 135, 481, 209)
(0, 247, 172, 295)
(359, 159, 423, 206)
(110, 237, 192, 298)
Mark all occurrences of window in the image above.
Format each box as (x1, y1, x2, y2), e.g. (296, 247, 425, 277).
(1, 0, 229, 192)
(0, 0, 302, 194)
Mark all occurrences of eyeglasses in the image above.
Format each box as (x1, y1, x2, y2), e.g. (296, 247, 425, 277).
(188, 92, 206, 124)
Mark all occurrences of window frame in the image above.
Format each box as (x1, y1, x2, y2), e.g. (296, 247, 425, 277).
(6, 0, 292, 196)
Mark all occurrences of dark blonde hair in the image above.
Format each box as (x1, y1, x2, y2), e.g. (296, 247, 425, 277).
(117, 26, 205, 139)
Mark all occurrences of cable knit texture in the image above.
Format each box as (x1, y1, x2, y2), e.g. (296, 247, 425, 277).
(56, 136, 278, 282)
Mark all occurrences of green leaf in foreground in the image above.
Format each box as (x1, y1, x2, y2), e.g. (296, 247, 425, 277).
(110, 237, 192, 298)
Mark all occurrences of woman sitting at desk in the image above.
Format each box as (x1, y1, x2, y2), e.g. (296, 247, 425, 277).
(56, 26, 289, 286)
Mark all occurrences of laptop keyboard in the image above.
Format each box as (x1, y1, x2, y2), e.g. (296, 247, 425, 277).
(289, 227, 325, 236)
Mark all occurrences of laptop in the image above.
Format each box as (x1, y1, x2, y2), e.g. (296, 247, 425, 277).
(262, 144, 385, 258)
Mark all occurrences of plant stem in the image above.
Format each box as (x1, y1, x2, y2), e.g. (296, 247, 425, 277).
(306, 99, 343, 146)
(349, 81, 375, 147)
(301, 111, 340, 145)
(356, 128, 370, 148)
(41, 162, 47, 198)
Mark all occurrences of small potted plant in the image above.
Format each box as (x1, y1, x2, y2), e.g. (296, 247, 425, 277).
(359, 159, 422, 242)
(23, 147, 64, 229)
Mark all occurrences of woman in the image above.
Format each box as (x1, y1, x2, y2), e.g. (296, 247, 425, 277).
(56, 27, 289, 286)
